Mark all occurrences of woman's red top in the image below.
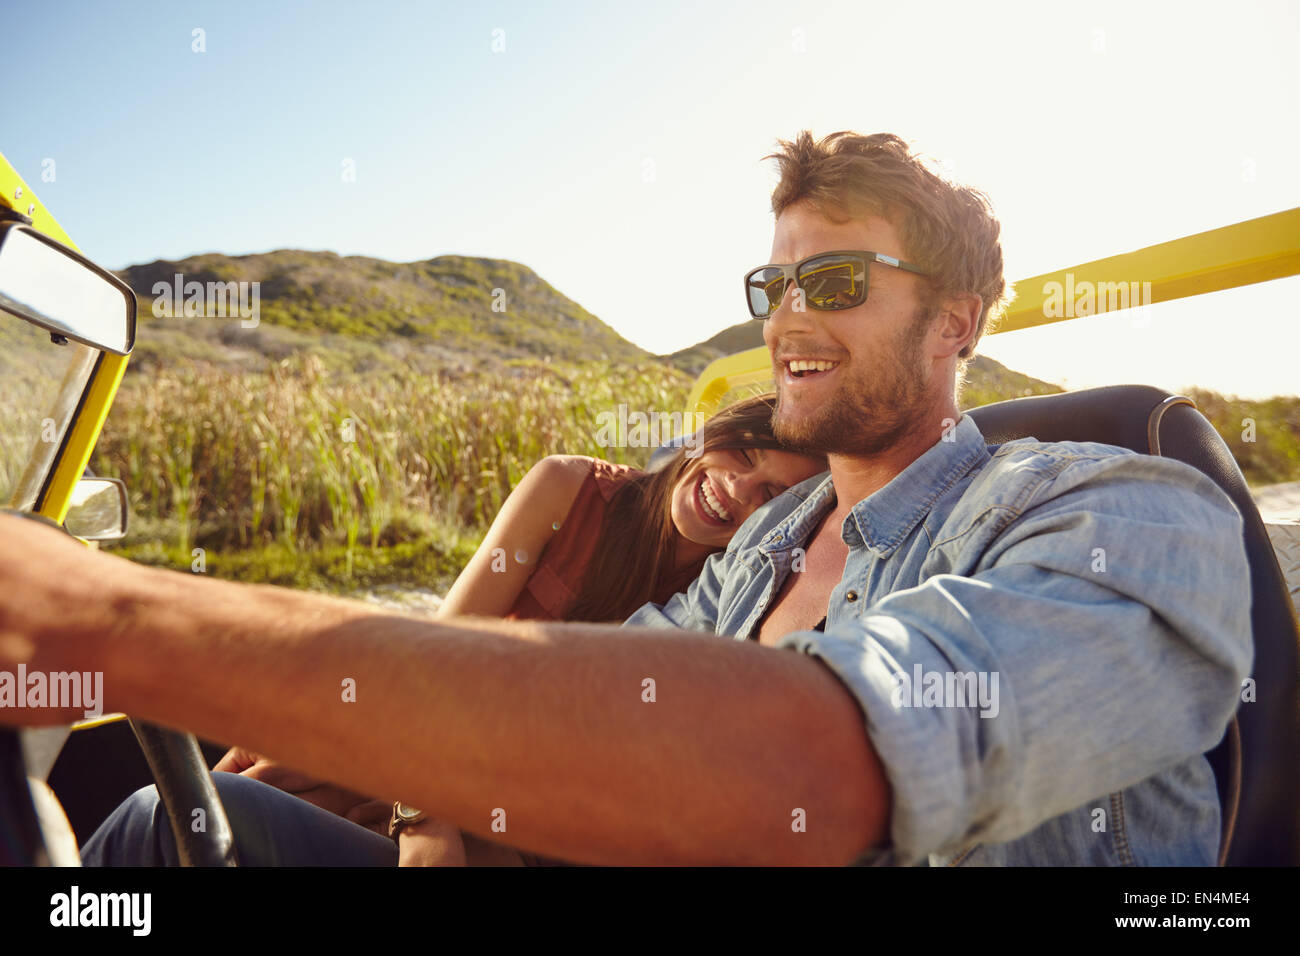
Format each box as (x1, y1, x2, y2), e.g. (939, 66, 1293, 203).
(504, 457, 708, 622)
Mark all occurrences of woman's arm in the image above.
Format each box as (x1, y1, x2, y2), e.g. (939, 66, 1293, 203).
(437, 455, 593, 618)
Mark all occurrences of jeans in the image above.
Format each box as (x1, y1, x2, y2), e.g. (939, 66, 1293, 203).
(80, 771, 398, 866)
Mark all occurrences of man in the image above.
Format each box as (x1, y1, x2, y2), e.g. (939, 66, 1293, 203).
(0, 131, 1250, 866)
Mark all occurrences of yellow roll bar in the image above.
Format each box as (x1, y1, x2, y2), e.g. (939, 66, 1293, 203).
(999, 207, 1300, 335)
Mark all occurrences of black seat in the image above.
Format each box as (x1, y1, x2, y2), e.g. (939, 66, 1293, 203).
(966, 384, 1300, 866)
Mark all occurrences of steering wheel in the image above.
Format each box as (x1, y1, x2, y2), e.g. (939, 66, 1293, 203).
(1, 509, 238, 866)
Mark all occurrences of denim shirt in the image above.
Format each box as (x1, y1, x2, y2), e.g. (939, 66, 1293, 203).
(625, 415, 1252, 865)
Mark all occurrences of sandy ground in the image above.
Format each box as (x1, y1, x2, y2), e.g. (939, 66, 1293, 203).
(1253, 481, 1300, 524)
(346, 584, 443, 616)
(1255, 483, 1300, 618)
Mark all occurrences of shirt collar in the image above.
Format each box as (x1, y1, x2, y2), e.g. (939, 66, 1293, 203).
(846, 414, 989, 554)
(758, 414, 989, 557)
(758, 471, 836, 554)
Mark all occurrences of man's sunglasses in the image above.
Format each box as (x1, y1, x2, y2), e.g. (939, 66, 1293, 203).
(743, 250, 930, 320)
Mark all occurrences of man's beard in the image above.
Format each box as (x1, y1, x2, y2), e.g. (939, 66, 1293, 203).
(773, 311, 934, 457)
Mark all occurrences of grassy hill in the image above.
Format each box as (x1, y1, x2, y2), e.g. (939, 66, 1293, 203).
(118, 250, 653, 371)
(664, 319, 772, 373)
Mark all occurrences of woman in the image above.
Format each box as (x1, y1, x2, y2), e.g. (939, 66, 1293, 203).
(438, 393, 828, 624)
(400, 393, 828, 864)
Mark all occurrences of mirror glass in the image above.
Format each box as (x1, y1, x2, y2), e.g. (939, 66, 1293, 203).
(0, 319, 96, 511)
(63, 477, 128, 541)
(0, 225, 134, 355)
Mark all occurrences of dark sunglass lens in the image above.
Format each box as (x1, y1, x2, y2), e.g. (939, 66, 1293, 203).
(798, 255, 866, 310)
(746, 267, 787, 318)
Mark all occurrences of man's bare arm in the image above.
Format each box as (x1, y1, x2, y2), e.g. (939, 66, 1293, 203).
(0, 517, 889, 865)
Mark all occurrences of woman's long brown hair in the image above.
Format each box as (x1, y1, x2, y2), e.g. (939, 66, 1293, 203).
(566, 393, 818, 622)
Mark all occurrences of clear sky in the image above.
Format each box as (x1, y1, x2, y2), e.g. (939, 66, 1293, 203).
(3, 0, 1297, 397)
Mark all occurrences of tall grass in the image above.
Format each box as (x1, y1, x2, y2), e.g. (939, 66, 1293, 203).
(94, 355, 692, 588)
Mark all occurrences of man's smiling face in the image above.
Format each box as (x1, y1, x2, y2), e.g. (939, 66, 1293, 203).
(761, 200, 939, 457)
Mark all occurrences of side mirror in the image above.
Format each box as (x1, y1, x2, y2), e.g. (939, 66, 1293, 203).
(0, 221, 135, 354)
(63, 477, 129, 542)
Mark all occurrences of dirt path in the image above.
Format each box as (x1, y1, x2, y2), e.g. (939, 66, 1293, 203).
(346, 584, 443, 616)
(1254, 481, 1300, 523)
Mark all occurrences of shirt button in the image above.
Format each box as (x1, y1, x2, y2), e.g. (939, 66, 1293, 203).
(846, 591, 859, 602)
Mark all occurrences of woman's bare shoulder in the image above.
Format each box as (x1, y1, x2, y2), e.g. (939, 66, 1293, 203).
(517, 455, 601, 510)
(530, 454, 602, 482)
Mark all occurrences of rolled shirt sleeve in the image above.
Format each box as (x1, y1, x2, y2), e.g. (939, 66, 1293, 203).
(778, 453, 1254, 865)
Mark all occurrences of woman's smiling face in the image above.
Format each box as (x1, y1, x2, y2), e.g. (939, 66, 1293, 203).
(669, 446, 827, 549)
